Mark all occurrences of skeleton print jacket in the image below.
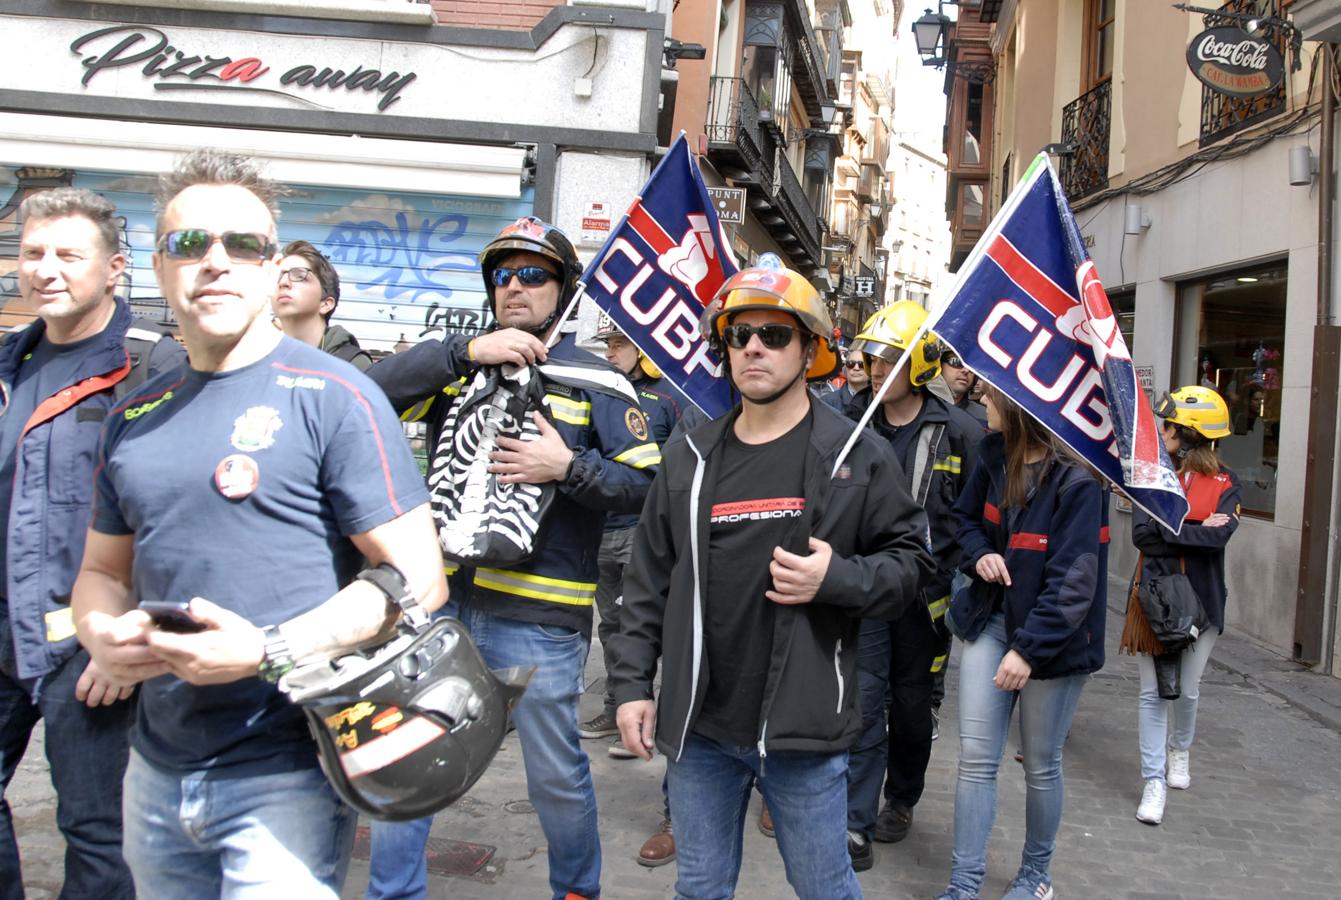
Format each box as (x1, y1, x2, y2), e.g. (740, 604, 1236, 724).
(367, 333, 658, 636)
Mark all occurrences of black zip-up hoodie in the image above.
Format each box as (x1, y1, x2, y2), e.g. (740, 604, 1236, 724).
(610, 398, 935, 760)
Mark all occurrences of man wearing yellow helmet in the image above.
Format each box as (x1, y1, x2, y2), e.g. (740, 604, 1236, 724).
(610, 259, 934, 898)
(842, 301, 983, 869)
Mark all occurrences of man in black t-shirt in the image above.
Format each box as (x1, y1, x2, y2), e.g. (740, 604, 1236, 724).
(610, 259, 934, 899)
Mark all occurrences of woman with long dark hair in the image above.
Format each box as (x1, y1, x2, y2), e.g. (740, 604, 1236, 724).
(1125, 386, 1240, 826)
(937, 385, 1108, 900)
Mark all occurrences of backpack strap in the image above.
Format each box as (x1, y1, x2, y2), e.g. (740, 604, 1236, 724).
(117, 323, 167, 400)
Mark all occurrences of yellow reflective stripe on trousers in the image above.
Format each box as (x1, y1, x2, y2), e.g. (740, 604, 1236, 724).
(927, 594, 950, 620)
(614, 442, 661, 469)
(546, 394, 591, 426)
(932, 455, 962, 474)
(930, 653, 948, 674)
(474, 568, 596, 606)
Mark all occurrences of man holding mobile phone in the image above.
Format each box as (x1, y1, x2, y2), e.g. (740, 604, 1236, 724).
(0, 187, 184, 900)
(71, 149, 446, 898)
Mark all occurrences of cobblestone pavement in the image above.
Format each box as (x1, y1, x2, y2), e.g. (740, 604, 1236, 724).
(13, 595, 1341, 899)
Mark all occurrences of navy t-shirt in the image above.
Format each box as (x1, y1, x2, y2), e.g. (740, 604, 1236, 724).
(0, 334, 104, 593)
(92, 337, 429, 777)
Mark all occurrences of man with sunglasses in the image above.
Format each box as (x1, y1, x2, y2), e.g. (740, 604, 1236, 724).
(272, 239, 372, 371)
(0, 187, 184, 900)
(610, 258, 933, 898)
(364, 216, 656, 900)
(71, 149, 446, 898)
(822, 347, 870, 411)
(940, 351, 988, 427)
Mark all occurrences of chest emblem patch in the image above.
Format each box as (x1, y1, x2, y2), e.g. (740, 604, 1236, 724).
(231, 406, 283, 452)
(215, 454, 260, 500)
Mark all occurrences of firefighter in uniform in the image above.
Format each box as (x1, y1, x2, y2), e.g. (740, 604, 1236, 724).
(364, 217, 658, 900)
(841, 302, 982, 868)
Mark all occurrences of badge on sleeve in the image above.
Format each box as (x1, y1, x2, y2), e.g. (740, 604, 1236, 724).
(231, 406, 283, 452)
(215, 454, 260, 500)
(625, 408, 649, 441)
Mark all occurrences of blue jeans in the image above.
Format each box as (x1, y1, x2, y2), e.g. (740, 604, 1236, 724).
(846, 617, 891, 839)
(948, 613, 1087, 896)
(0, 646, 133, 900)
(1136, 630, 1218, 780)
(369, 602, 600, 900)
(668, 734, 861, 900)
(121, 750, 355, 898)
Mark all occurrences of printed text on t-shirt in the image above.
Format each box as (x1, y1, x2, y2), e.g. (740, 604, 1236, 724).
(710, 497, 805, 524)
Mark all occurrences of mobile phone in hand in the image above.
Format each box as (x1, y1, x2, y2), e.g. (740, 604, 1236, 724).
(141, 600, 206, 634)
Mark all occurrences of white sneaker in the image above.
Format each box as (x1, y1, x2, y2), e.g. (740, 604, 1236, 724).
(1136, 777, 1166, 825)
(1167, 748, 1190, 790)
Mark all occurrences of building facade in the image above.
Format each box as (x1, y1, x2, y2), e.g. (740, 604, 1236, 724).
(938, 0, 1341, 674)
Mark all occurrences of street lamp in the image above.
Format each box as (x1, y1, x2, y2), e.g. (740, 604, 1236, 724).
(910, 3, 996, 84)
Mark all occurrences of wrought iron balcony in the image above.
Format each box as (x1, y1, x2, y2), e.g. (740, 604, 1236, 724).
(775, 153, 822, 266)
(1059, 80, 1112, 202)
(706, 76, 776, 195)
(1197, 0, 1289, 146)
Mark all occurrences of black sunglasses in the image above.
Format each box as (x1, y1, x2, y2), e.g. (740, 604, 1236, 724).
(279, 266, 313, 283)
(844, 360, 864, 370)
(158, 229, 276, 262)
(723, 323, 797, 350)
(490, 265, 557, 288)
(943, 354, 965, 368)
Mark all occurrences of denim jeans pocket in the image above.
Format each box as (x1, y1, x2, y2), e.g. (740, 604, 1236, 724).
(534, 623, 583, 642)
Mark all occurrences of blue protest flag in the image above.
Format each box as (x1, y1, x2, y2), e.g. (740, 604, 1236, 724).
(577, 134, 737, 418)
(929, 153, 1188, 532)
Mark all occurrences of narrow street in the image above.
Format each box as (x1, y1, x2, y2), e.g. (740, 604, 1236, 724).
(13, 589, 1341, 899)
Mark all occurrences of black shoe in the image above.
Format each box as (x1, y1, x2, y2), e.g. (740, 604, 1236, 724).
(873, 803, 913, 843)
(847, 830, 874, 872)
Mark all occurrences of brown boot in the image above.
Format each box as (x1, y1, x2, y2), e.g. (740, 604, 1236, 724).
(636, 818, 675, 867)
(758, 799, 775, 838)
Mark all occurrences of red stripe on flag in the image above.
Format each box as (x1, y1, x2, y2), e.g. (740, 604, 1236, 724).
(626, 200, 676, 256)
(985, 235, 1078, 321)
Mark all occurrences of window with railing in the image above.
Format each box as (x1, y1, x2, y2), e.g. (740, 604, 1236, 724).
(1059, 80, 1112, 200)
(1199, 0, 1289, 146)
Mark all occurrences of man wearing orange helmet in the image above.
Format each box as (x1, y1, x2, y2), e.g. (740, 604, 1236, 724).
(841, 302, 982, 868)
(610, 257, 933, 898)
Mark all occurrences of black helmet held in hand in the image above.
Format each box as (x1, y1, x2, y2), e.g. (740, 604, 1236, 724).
(281, 618, 532, 821)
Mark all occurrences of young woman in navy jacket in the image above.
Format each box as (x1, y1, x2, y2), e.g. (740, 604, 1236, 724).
(1128, 386, 1240, 826)
(937, 386, 1108, 900)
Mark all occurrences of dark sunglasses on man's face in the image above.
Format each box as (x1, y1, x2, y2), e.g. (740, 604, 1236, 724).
(490, 265, 557, 288)
(157, 229, 276, 262)
(723, 323, 797, 350)
(844, 360, 864, 370)
(943, 354, 965, 369)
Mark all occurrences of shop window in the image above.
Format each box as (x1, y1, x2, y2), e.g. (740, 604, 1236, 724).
(1109, 288, 1135, 354)
(1173, 261, 1286, 518)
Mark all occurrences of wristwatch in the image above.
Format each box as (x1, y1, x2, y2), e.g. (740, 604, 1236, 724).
(258, 624, 295, 684)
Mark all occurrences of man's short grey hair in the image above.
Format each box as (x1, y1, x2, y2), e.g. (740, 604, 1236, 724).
(19, 187, 121, 257)
(155, 149, 284, 238)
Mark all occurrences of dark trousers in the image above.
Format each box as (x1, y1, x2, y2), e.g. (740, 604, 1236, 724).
(882, 601, 944, 809)
(594, 526, 634, 717)
(0, 645, 134, 900)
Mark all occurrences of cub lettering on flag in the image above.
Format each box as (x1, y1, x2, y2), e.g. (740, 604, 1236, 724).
(929, 153, 1187, 532)
(579, 134, 736, 418)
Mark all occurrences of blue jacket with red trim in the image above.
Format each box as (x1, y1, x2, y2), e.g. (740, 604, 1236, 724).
(367, 332, 657, 636)
(605, 369, 687, 531)
(0, 298, 184, 679)
(1131, 467, 1240, 632)
(951, 432, 1109, 679)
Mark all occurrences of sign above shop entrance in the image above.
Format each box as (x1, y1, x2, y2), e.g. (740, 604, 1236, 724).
(71, 24, 417, 112)
(1186, 26, 1284, 97)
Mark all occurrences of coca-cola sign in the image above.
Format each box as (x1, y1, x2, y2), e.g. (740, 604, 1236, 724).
(1186, 26, 1284, 97)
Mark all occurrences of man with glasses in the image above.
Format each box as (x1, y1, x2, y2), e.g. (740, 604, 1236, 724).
(272, 239, 372, 371)
(610, 258, 933, 898)
(0, 186, 183, 900)
(940, 351, 987, 427)
(71, 149, 446, 897)
(365, 216, 656, 900)
(822, 347, 870, 411)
